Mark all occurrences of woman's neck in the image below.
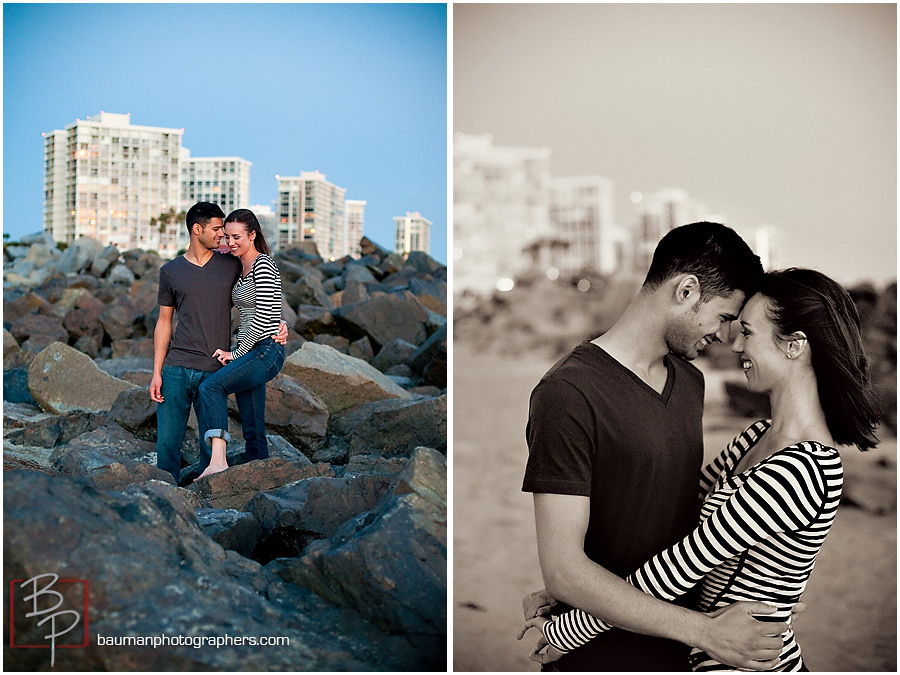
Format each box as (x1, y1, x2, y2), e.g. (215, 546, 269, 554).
(767, 371, 833, 446)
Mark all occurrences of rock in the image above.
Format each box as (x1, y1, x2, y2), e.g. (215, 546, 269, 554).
(313, 334, 351, 353)
(293, 304, 337, 338)
(111, 337, 154, 359)
(265, 434, 314, 466)
(267, 448, 446, 657)
(3, 348, 36, 372)
(186, 457, 336, 510)
(27, 342, 138, 414)
(50, 424, 159, 479)
(109, 387, 157, 438)
(9, 313, 69, 347)
(99, 294, 144, 341)
(62, 304, 105, 344)
(3, 369, 36, 405)
(3, 330, 20, 355)
(371, 338, 418, 372)
(4, 409, 101, 448)
(55, 236, 104, 274)
(359, 236, 392, 260)
(4, 470, 415, 671)
(3, 291, 49, 326)
(196, 508, 262, 558)
(404, 250, 445, 276)
(348, 336, 375, 362)
(341, 280, 374, 306)
(345, 454, 410, 476)
(285, 275, 334, 309)
(334, 291, 430, 349)
(263, 374, 330, 454)
(282, 342, 412, 414)
(245, 474, 395, 563)
(347, 395, 447, 458)
(90, 245, 121, 276)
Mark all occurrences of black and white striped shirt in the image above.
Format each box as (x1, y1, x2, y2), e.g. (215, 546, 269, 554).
(543, 420, 843, 672)
(231, 253, 283, 360)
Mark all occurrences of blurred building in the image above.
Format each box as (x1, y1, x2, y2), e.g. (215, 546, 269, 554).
(276, 170, 347, 261)
(42, 111, 183, 252)
(631, 188, 713, 273)
(453, 132, 552, 295)
(394, 211, 432, 257)
(245, 204, 278, 252)
(345, 199, 366, 258)
(539, 175, 623, 278)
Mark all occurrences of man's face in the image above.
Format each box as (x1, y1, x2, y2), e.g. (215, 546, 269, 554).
(665, 289, 745, 360)
(196, 218, 225, 250)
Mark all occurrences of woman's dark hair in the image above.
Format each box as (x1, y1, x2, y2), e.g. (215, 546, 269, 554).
(643, 222, 764, 301)
(224, 208, 270, 255)
(759, 267, 880, 451)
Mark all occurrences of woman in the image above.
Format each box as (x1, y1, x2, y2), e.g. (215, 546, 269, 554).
(523, 268, 880, 671)
(195, 208, 285, 480)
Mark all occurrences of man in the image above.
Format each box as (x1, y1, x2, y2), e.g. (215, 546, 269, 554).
(521, 222, 785, 671)
(150, 202, 286, 483)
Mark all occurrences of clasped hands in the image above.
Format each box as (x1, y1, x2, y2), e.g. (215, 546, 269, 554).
(517, 588, 566, 665)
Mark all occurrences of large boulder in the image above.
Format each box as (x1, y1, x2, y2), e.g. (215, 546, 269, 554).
(263, 373, 330, 454)
(281, 342, 411, 415)
(334, 291, 430, 349)
(245, 474, 396, 562)
(4, 471, 421, 671)
(348, 395, 447, 458)
(186, 457, 336, 510)
(27, 342, 138, 414)
(268, 447, 446, 659)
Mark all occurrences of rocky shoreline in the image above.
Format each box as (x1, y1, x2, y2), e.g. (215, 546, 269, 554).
(3, 233, 447, 670)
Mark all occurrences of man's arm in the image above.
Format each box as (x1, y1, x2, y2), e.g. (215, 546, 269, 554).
(533, 492, 784, 670)
(149, 306, 174, 403)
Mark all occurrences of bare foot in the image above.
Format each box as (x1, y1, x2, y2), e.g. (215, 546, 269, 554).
(194, 462, 228, 482)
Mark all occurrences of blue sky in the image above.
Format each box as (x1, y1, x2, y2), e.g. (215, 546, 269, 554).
(3, 2, 447, 262)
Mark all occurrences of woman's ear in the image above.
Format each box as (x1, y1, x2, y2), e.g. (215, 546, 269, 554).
(785, 331, 808, 360)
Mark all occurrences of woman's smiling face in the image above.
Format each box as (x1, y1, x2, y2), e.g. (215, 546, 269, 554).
(224, 221, 255, 256)
(731, 293, 787, 393)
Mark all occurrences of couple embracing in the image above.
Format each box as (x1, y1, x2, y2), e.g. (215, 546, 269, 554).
(150, 202, 287, 484)
(520, 222, 880, 672)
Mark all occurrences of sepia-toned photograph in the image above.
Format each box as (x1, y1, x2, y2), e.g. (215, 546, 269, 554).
(453, 3, 896, 672)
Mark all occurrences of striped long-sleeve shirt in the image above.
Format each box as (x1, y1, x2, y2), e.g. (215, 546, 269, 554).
(542, 420, 843, 672)
(231, 253, 283, 360)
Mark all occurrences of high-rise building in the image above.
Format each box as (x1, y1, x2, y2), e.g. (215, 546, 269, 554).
(453, 132, 552, 295)
(345, 200, 366, 258)
(394, 211, 432, 256)
(246, 203, 278, 252)
(545, 176, 622, 277)
(42, 111, 183, 253)
(276, 171, 347, 261)
(181, 152, 251, 214)
(632, 188, 712, 273)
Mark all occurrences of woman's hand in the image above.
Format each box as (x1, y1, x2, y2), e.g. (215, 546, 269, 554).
(517, 616, 565, 665)
(212, 349, 233, 365)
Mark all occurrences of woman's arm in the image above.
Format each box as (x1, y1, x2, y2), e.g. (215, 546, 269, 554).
(231, 256, 283, 360)
(543, 449, 825, 653)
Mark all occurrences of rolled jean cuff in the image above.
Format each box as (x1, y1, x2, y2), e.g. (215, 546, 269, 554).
(204, 429, 232, 443)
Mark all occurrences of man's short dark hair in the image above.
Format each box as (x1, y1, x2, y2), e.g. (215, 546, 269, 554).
(185, 202, 225, 235)
(642, 222, 764, 301)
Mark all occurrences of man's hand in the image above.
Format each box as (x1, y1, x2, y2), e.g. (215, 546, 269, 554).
(273, 320, 289, 345)
(517, 616, 565, 665)
(696, 602, 786, 671)
(522, 587, 557, 620)
(149, 373, 164, 403)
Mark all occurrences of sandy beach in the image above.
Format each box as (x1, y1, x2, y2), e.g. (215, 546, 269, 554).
(452, 341, 897, 672)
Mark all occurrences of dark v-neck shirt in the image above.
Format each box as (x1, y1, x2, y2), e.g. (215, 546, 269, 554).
(523, 341, 705, 671)
(157, 252, 241, 371)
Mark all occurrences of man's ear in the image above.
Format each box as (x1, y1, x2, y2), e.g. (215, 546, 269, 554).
(674, 275, 700, 306)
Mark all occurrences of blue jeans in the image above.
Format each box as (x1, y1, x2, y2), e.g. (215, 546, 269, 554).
(157, 365, 216, 482)
(196, 338, 285, 461)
